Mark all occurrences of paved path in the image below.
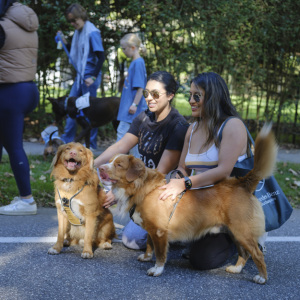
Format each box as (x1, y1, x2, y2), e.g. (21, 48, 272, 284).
(1, 142, 300, 299)
(3, 141, 300, 163)
(0, 208, 299, 300)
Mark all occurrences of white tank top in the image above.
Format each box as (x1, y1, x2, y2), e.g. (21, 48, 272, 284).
(185, 122, 247, 175)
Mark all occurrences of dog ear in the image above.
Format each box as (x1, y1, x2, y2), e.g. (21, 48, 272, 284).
(126, 156, 145, 182)
(50, 144, 65, 169)
(86, 148, 94, 170)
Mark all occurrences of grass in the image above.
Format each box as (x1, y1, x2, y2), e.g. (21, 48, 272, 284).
(0, 155, 299, 209)
(0, 155, 55, 208)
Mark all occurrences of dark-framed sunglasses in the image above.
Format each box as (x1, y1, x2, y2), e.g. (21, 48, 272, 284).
(143, 89, 166, 100)
(188, 93, 202, 103)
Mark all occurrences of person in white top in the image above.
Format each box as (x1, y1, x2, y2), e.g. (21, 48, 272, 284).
(159, 72, 248, 270)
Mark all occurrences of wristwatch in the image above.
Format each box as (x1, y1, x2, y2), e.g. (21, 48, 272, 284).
(184, 176, 192, 190)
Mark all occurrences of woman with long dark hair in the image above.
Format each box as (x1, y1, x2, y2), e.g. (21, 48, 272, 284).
(159, 72, 249, 270)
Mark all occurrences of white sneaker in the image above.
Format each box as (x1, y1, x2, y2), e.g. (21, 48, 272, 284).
(0, 199, 37, 215)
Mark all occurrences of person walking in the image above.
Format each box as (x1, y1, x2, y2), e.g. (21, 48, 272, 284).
(0, 0, 39, 215)
(60, 3, 105, 151)
(116, 33, 148, 158)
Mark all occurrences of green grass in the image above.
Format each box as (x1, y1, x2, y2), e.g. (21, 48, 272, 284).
(274, 162, 300, 209)
(173, 94, 191, 116)
(0, 155, 299, 209)
(0, 155, 55, 208)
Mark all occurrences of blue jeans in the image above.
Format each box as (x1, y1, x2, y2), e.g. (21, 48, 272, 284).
(117, 121, 140, 158)
(62, 74, 101, 149)
(122, 220, 147, 250)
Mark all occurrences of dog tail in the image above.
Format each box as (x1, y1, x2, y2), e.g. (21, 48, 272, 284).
(239, 123, 278, 194)
(49, 130, 59, 145)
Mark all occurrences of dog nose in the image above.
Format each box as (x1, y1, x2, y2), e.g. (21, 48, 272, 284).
(69, 150, 77, 157)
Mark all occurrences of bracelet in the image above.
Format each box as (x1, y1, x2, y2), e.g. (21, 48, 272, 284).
(91, 76, 96, 81)
(131, 102, 137, 107)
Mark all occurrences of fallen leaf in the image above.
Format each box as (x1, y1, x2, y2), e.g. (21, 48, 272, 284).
(293, 181, 300, 187)
(289, 168, 298, 176)
(4, 172, 13, 177)
(39, 175, 46, 181)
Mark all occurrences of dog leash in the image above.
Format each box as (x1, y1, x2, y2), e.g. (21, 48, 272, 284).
(129, 170, 186, 225)
(57, 182, 88, 226)
(55, 32, 84, 82)
(165, 170, 186, 223)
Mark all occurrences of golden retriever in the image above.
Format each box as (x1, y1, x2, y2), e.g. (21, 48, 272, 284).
(48, 142, 115, 258)
(99, 124, 277, 284)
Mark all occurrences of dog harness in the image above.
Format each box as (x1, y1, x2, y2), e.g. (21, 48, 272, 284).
(57, 181, 88, 226)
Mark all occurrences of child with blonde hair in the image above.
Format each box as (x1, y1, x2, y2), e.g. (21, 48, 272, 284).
(116, 33, 147, 158)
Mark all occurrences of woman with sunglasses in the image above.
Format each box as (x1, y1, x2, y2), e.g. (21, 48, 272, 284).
(94, 71, 189, 250)
(59, 3, 105, 150)
(158, 72, 249, 270)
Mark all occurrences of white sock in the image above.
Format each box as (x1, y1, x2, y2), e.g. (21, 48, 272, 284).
(21, 197, 35, 204)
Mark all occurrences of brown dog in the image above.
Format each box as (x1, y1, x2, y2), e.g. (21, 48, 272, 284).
(99, 124, 277, 284)
(48, 142, 115, 258)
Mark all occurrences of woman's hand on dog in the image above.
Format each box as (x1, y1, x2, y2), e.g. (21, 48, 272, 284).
(103, 190, 117, 208)
(158, 179, 185, 201)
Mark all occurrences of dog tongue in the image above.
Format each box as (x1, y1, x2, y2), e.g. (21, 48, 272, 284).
(67, 161, 77, 169)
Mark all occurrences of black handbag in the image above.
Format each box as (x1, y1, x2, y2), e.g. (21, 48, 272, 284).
(219, 119, 293, 232)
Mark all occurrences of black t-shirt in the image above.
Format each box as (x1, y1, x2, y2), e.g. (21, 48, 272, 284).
(128, 107, 189, 169)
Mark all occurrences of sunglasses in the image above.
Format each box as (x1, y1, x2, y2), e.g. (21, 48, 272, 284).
(143, 89, 167, 100)
(188, 93, 202, 103)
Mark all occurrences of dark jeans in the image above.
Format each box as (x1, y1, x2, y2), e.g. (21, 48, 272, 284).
(189, 233, 237, 270)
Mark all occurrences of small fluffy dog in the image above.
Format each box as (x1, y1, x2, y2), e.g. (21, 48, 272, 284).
(48, 142, 115, 258)
(99, 124, 277, 284)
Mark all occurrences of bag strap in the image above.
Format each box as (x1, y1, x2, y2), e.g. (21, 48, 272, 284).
(218, 117, 254, 157)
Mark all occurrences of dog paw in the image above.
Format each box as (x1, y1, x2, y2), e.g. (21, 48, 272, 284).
(147, 265, 164, 276)
(81, 251, 94, 259)
(48, 247, 60, 255)
(138, 253, 152, 262)
(99, 242, 112, 250)
(253, 275, 266, 284)
(226, 264, 243, 274)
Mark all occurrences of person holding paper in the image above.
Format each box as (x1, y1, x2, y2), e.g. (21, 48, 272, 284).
(59, 3, 105, 151)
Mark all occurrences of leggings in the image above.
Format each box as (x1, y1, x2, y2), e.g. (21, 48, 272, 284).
(0, 82, 39, 196)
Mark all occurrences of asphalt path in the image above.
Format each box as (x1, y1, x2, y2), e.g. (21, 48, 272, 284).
(1, 142, 299, 300)
(0, 208, 299, 300)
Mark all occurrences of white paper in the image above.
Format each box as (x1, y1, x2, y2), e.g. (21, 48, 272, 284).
(75, 92, 90, 110)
